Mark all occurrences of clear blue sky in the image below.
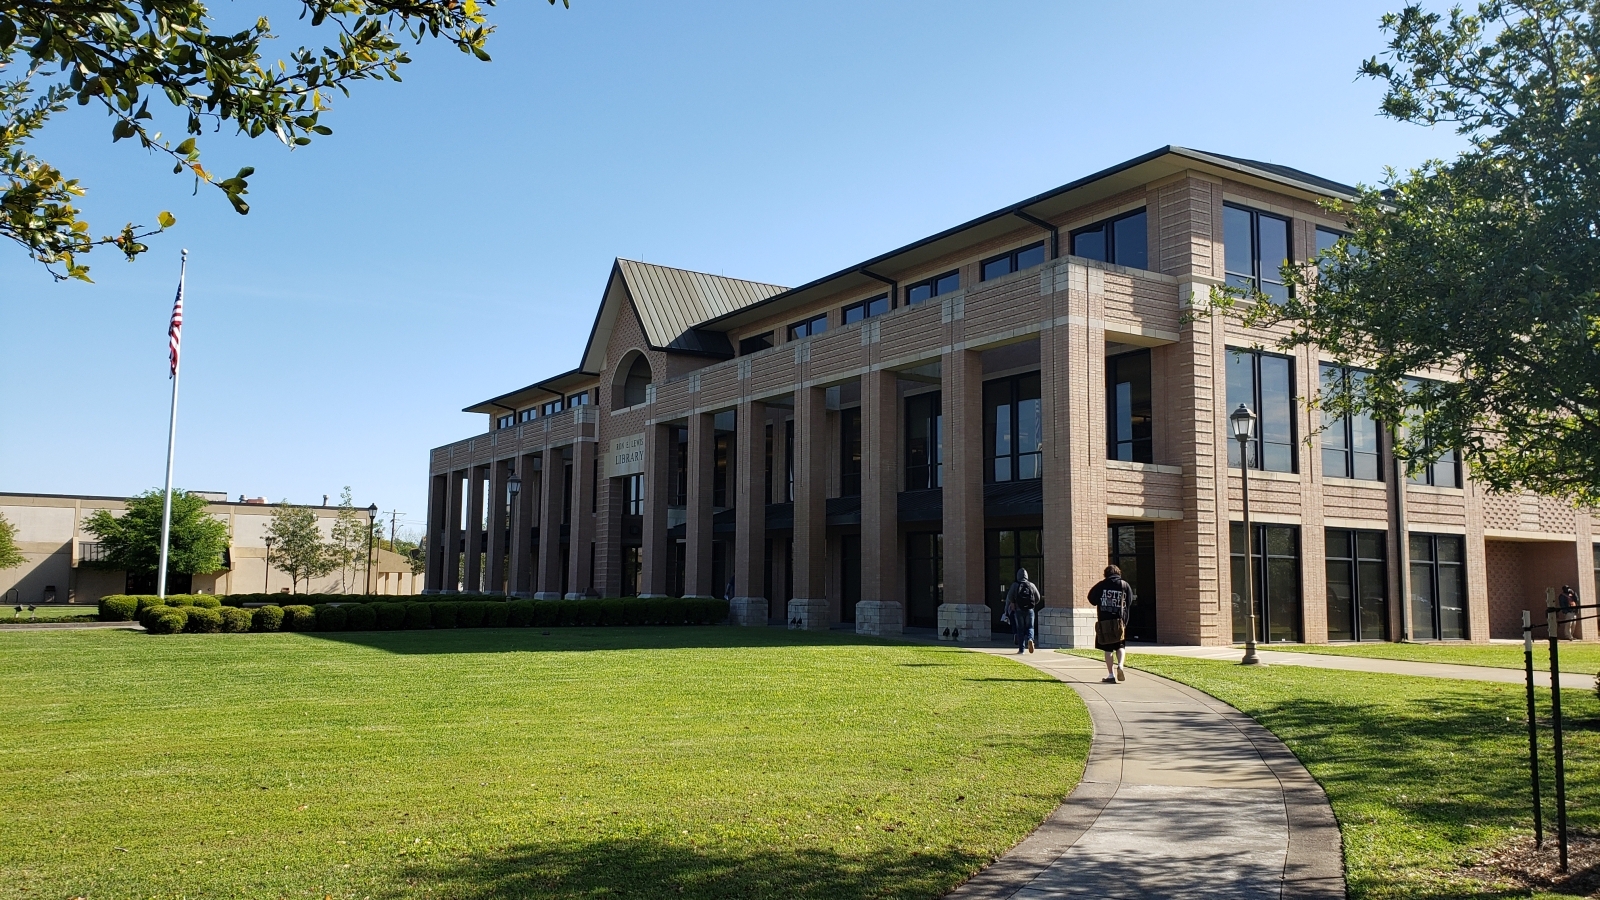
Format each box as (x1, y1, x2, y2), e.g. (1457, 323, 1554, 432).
(0, 0, 1466, 538)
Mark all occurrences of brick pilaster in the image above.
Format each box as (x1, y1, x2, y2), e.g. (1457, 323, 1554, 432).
(941, 348, 986, 611)
(486, 459, 510, 594)
(639, 423, 675, 597)
(732, 399, 768, 625)
(565, 439, 597, 598)
(684, 411, 716, 598)
(790, 385, 829, 628)
(535, 449, 565, 599)
(861, 368, 900, 606)
(509, 452, 537, 596)
(464, 465, 487, 592)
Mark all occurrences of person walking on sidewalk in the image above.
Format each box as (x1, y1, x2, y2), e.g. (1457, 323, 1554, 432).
(1559, 584, 1580, 640)
(1006, 568, 1040, 654)
(1088, 565, 1133, 683)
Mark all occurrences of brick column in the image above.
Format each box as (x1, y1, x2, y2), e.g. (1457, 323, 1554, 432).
(639, 423, 675, 597)
(444, 469, 465, 592)
(939, 348, 990, 641)
(509, 452, 536, 596)
(535, 449, 565, 599)
(486, 459, 510, 594)
(593, 471, 621, 599)
(684, 411, 716, 598)
(859, 368, 902, 634)
(789, 385, 830, 629)
(565, 439, 597, 598)
(732, 399, 768, 625)
(463, 465, 487, 592)
(425, 472, 448, 592)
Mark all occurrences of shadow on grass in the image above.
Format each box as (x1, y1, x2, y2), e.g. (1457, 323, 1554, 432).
(292, 626, 960, 655)
(386, 835, 987, 900)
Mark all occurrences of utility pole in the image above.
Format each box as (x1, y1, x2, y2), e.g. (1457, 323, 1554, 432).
(386, 510, 406, 552)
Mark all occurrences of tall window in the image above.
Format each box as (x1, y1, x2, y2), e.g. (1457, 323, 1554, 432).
(981, 241, 1046, 281)
(1224, 204, 1291, 303)
(984, 373, 1042, 482)
(1109, 522, 1158, 642)
(840, 407, 862, 497)
(764, 423, 774, 505)
(496, 414, 515, 430)
(1402, 378, 1462, 487)
(905, 392, 943, 490)
(1320, 365, 1380, 481)
(787, 314, 828, 340)
(1230, 523, 1302, 643)
(905, 533, 943, 629)
(568, 391, 591, 407)
(713, 433, 731, 508)
(672, 427, 688, 506)
(1071, 209, 1147, 269)
(1107, 350, 1153, 463)
(1315, 226, 1343, 274)
(541, 399, 563, 416)
(518, 408, 536, 423)
(906, 271, 959, 305)
(623, 473, 645, 516)
(842, 294, 889, 324)
(1410, 534, 1466, 640)
(785, 419, 795, 502)
(1227, 349, 1296, 473)
(622, 545, 643, 597)
(1326, 528, 1387, 641)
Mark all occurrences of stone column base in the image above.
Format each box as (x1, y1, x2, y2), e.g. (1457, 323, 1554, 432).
(937, 603, 992, 642)
(533, 592, 562, 601)
(421, 589, 441, 595)
(509, 591, 533, 599)
(855, 600, 903, 636)
(729, 596, 768, 626)
(1038, 606, 1099, 648)
(787, 598, 831, 630)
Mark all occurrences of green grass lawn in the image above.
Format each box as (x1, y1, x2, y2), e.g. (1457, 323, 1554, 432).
(1108, 652, 1600, 900)
(0, 628, 1089, 900)
(1265, 641, 1600, 676)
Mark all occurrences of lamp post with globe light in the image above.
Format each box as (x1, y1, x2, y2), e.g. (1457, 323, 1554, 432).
(365, 503, 378, 594)
(1231, 402, 1263, 666)
(505, 467, 521, 595)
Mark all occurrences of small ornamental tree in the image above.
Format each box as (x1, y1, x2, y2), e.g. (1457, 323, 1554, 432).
(81, 490, 229, 581)
(0, 511, 24, 570)
(328, 487, 370, 593)
(1204, 0, 1600, 504)
(265, 502, 333, 593)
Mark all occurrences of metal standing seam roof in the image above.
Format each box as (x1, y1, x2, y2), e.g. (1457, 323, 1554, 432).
(615, 259, 788, 349)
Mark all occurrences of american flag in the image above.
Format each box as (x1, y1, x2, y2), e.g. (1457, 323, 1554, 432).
(168, 278, 183, 378)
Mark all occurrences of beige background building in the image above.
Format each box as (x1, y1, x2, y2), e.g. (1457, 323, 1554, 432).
(0, 492, 422, 604)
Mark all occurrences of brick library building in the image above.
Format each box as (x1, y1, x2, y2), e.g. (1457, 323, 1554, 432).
(424, 146, 1600, 645)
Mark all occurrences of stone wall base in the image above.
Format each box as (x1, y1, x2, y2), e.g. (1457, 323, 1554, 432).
(534, 592, 562, 601)
(787, 598, 831, 630)
(855, 600, 903, 636)
(937, 603, 992, 642)
(729, 596, 768, 627)
(1038, 606, 1099, 648)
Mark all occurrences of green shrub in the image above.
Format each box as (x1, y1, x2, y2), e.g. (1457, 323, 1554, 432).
(457, 601, 487, 628)
(597, 598, 625, 625)
(166, 595, 197, 608)
(482, 601, 509, 628)
(189, 595, 222, 609)
(620, 598, 647, 626)
(99, 595, 138, 622)
(507, 600, 536, 627)
(184, 607, 223, 633)
(146, 609, 188, 635)
(219, 607, 253, 633)
(374, 602, 406, 630)
(252, 605, 285, 633)
(431, 602, 460, 629)
(403, 602, 433, 629)
(134, 596, 166, 615)
(282, 605, 317, 632)
(345, 604, 378, 631)
(315, 604, 348, 632)
(137, 604, 172, 629)
(530, 600, 558, 627)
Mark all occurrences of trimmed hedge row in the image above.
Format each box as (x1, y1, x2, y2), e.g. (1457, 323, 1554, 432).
(98, 592, 524, 620)
(130, 596, 730, 635)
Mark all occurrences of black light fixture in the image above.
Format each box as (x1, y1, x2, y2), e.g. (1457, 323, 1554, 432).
(1231, 403, 1262, 666)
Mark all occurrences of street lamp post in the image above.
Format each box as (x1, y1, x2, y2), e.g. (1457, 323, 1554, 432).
(263, 535, 275, 593)
(1231, 402, 1263, 666)
(506, 466, 521, 596)
(365, 503, 378, 595)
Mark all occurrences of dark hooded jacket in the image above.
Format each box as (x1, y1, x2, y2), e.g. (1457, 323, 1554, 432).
(1006, 569, 1041, 610)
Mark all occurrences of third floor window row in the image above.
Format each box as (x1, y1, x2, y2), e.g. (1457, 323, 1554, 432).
(1224, 203, 1291, 304)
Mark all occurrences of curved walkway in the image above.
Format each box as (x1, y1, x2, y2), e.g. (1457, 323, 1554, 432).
(950, 650, 1343, 900)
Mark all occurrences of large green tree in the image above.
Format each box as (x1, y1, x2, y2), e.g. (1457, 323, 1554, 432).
(82, 489, 230, 578)
(2, 0, 565, 282)
(265, 501, 332, 593)
(0, 511, 24, 570)
(1211, 0, 1600, 503)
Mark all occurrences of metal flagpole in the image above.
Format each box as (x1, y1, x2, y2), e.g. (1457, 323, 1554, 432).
(156, 250, 187, 599)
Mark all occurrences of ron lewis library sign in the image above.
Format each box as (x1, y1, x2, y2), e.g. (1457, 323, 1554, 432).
(607, 433, 646, 478)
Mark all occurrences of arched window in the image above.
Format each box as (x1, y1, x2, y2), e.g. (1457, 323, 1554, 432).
(620, 355, 653, 408)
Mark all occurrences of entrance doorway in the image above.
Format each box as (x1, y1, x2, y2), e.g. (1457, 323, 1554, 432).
(985, 528, 1042, 631)
(1230, 523, 1303, 643)
(840, 534, 860, 623)
(904, 533, 942, 628)
(1108, 522, 1157, 642)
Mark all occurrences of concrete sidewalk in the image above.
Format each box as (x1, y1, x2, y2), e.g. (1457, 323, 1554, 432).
(1144, 644, 1557, 687)
(949, 649, 1343, 900)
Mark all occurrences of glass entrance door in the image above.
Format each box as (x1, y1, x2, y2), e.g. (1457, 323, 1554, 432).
(1109, 522, 1158, 642)
(904, 533, 943, 628)
(985, 529, 1043, 632)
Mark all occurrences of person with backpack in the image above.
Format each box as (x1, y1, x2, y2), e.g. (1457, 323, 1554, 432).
(1559, 584, 1580, 640)
(1088, 565, 1133, 683)
(1005, 568, 1041, 654)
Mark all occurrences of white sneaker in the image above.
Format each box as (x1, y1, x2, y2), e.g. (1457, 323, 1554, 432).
(1026, 639, 1035, 653)
(1116, 665, 1126, 682)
